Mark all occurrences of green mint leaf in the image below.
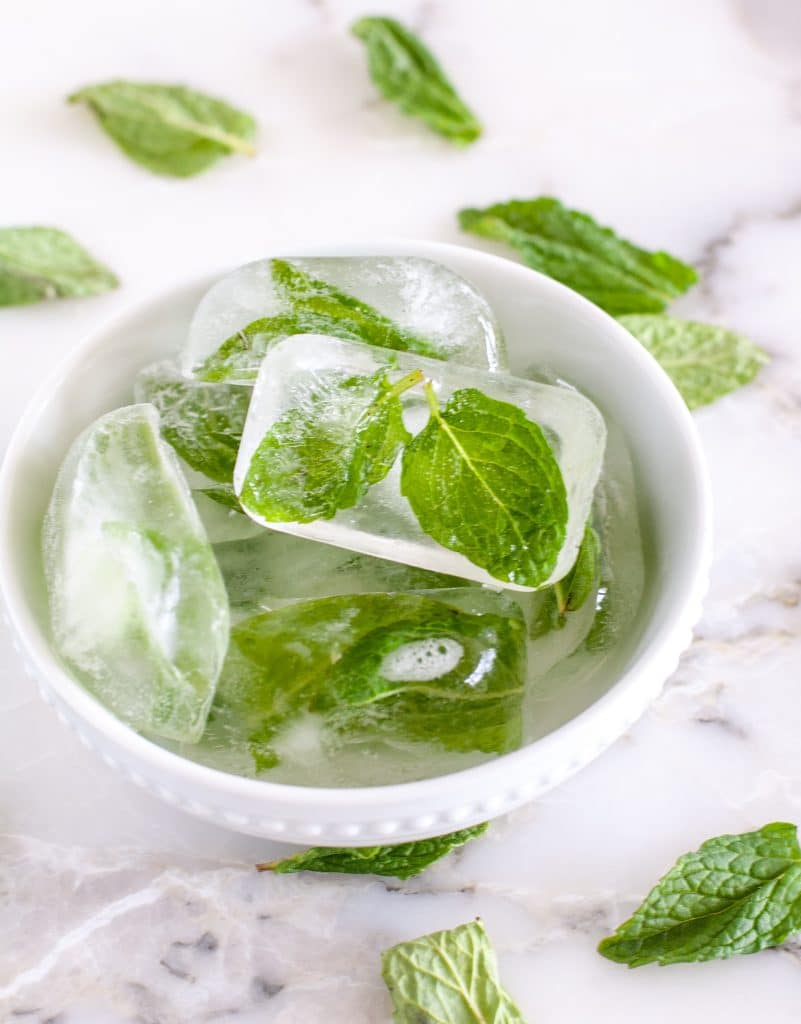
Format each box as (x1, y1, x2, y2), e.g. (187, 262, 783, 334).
(0, 226, 118, 307)
(195, 483, 242, 511)
(240, 367, 422, 523)
(197, 260, 440, 383)
(135, 362, 251, 484)
(382, 919, 526, 1023)
(529, 524, 600, 639)
(598, 822, 801, 967)
(257, 823, 488, 879)
(618, 314, 769, 409)
(401, 385, 568, 588)
(352, 17, 481, 145)
(68, 81, 257, 177)
(458, 197, 697, 314)
(211, 592, 526, 770)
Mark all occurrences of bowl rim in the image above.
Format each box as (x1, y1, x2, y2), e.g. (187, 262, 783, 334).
(0, 238, 713, 812)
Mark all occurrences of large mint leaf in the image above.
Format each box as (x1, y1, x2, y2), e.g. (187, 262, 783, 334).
(197, 260, 440, 383)
(211, 592, 526, 771)
(135, 361, 251, 484)
(69, 81, 256, 177)
(352, 17, 481, 145)
(598, 822, 801, 967)
(257, 824, 488, 879)
(0, 226, 118, 306)
(401, 385, 568, 588)
(382, 919, 526, 1023)
(240, 367, 421, 523)
(459, 197, 697, 314)
(618, 314, 768, 409)
(529, 524, 600, 639)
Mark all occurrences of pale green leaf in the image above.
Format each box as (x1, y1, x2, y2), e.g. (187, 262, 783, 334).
(0, 226, 118, 307)
(618, 314, 768, 409)
(69, 81, 257, 177)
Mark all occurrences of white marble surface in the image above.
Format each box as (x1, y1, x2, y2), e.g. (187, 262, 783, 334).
(2, 0, 801, 1019)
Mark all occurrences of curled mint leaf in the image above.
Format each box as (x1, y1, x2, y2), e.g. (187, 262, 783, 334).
(529, 524, 600, 639)
(135, 362, 251, 484)
(257, 823, 488, 879)
(210, 592, 526, 771)
(400, 384, 568, 588)
(618, 314, 769, 409)
(240, 367, 422, 523)
(352, 16, 481, 145)
(382, 919, 526, 1023)
(598, 822, 801, 967)
(458, 197, 697, 314)
(197, 260, 440, 383)
(0, 226, 118, 307)
(68, 81, 257, 177)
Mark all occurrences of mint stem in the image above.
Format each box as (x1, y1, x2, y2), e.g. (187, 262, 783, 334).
(389, 368, 424, 399)
(423, 379, 440, 416)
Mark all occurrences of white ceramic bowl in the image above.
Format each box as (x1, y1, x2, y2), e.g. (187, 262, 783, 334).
(0, 240, 712, 845)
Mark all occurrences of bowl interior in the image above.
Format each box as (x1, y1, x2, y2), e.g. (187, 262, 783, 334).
(1, 241, 707, 792)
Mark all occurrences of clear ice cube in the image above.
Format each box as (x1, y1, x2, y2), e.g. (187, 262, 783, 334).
(182, 256, 507, 381)
(42, 404, 230, 742)
(213, 530, 469, 619)
(234, 335, 606, 591)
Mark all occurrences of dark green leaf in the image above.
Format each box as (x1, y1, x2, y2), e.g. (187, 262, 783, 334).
(618, 314, 768, 409)
(197, 259, 440, 382)
(258, 823, 488, 879)
(211, 592, 526, 771)
(459, 197, 697, 314)
(135, 362, 251, 483)
(240, 366, 421, 523)
(352, 17, 481, 145)
(69, 81, 257, 177)
(0, 226, 118, 307)
(529, 525, 600, 639)
(382, 919, 526, 1023)
(401, 385, 568, 588)
(598, 822, 801, 967)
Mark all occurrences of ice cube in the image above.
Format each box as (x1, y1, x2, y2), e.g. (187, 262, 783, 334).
(213, 529, 469, 618)
(234, 335, 606, 591)
(42, 404, 229, 742)
(183, 256, 506, 381)
(184, 588, 527, 781)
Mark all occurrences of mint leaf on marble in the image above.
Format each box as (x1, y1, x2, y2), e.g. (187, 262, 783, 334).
(618, 314, 768, 409)
(68, 81, 256, 177)
(135, 362, 251, 484)
(530, 525, 600, 638)
(401, 384, 568, 588)
(240, 367, 422, 523)
(382, 919, 526, 1023)
(211, 592, 526, 771)
(257, 823, 488, 879)
(599, 822, 801, 967)
(197, 260, 440, 383)
(458, 197, 697, 314)
(352, 16, 481, 145)
(0, 226, 118, 307)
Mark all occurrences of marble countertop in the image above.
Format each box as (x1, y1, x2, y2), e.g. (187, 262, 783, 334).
(3, 0, 801, 1019)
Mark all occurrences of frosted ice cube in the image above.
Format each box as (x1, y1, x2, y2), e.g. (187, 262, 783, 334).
(42, 404, 229, 742)
(234, 335, 606, 591)
(183, 255, 506, 381)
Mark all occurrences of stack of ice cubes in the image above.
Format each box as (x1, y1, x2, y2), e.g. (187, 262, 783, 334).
(41, 255, 614, 784)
